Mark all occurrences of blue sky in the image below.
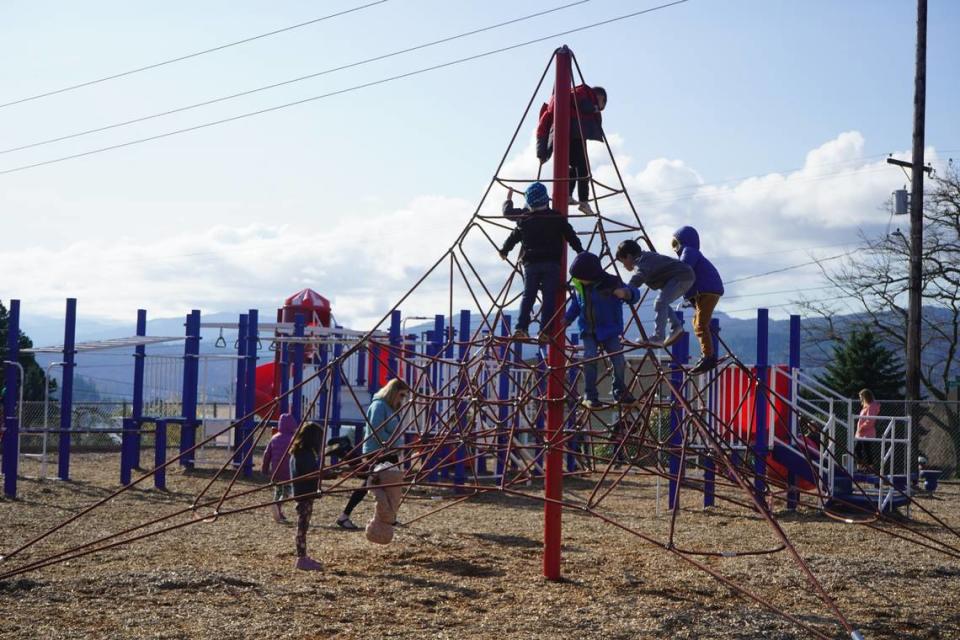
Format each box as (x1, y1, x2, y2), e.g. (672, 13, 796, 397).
(1, 0, 958, 331)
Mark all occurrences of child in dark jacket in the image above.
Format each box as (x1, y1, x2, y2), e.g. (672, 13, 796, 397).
(288, 422, 324, 571)
(672, 226, 724, 374)
(500, 182, 585, 340)
(261, 412, 298, 523)
(564, 252, 640, 408)
(536, 85, 607, 214)
(615, 239, 695, 348)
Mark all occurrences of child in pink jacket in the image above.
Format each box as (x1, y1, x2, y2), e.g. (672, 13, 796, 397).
(854, 389, 880, 471)
(261, 412, 298, 523)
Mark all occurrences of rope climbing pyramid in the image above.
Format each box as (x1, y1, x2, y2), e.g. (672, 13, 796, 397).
(3, 46, 958, 640)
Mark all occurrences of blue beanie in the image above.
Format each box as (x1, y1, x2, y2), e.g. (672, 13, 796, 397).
(569, 251, 604, 281)
(524, 182, 550, 208)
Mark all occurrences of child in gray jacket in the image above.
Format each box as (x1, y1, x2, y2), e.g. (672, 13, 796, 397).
(615, 239, 694, 347)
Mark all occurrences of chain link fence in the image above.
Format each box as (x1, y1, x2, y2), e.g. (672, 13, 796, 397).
(877, 400, 960, 480)
(14, 401, 236, 453)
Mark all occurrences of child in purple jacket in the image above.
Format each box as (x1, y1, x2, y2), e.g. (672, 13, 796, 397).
(673, 226, 724, 374)
(261, 412, 297, 523)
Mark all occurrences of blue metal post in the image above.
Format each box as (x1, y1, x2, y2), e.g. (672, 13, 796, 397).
(316, 340, 329, 423)
(388, 310, 401, 378)
(454, 310, 470, 490)
(180, 310, 201, 469)
(786, 314, 801, 510)
(754, 308, 770, 500)
(330, 326, 344, 461)
(427, 315, 445, 482)
(356, 343, 367, 387)
(668, 312, 688, 510)
(154, 419, 167, 490)
(3, 300, 22, 497)
(703, 318, 720, 508)
(566, 334, 580, 473)
(279, 341, 290, 415)
(131, 309, 146, 467)
(496, 315, 511, 478)
(291, 314, 305, 421)
(233, 314, 248, 465)
(58, 298, 77, 481)
(241, 309, 258, 476)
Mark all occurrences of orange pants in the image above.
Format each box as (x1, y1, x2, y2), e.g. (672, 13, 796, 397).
(692, 293, 721, 358)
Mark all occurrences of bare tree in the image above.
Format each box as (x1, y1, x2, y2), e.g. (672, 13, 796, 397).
(799, 162, 960, 401)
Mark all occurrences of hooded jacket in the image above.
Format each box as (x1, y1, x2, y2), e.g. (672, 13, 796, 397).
(500, 203, 585, 264)
(564, 273, 639, 342)
(673, 226, 724, 299)
(261, 412, 297, 482)
(628, 251, 694, 291)
(536, 84, 604, 161)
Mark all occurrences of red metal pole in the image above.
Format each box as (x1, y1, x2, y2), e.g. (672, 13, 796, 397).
(544, 45, 572, 580)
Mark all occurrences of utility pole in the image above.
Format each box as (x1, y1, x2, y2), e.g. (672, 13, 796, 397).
(906, 0, 927, 414)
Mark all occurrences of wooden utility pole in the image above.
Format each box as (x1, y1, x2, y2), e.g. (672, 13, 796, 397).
(905, 0, 927, 411)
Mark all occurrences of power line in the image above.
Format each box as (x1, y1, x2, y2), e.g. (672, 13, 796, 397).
(0, 0, 598, 156)
(0, 0, 391, 110)
(0, 0, 690, 177)
(725, 250, 856, 285)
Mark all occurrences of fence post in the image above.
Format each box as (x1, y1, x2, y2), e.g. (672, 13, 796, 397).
(668, 314, 689, 510)
(180, 310, 201, 469)
(154, 419, 167, 490)
(58, 298, 77, 481)
(754, 308, 770, 501)
(3, 299, 22, 498)
(233, 314, 248, 466)
(242, 309, 258, 477)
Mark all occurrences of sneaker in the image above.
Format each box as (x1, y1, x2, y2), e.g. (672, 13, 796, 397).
(581, 398, 606, 410)
(568, 198, 580, 206)
(294, 556, 323, 571)
(663, 326, 685, 347)
(616, 392, 637, 406)
(336, 516, 360, 531)
(578, 202, 595, 215)
(688, 356, 718, 375)
(513, 328, 529, 339)
(648, 335, 665, 348)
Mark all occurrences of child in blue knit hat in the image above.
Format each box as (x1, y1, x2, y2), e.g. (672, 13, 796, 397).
(500, 182, 584, 341)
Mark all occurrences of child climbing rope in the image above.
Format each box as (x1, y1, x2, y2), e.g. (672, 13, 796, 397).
(261, 412, 297, 523)
(672, 226, 724, 374)
(288, 422, 325, 571)
(615, 239, 694, 348)
(500, 182, 585, 341)
(564, 251, 640, 408)
(536, 84, 607, 214)
(335, 378, 410, 530)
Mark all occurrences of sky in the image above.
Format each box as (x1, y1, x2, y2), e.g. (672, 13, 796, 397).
(1, 0, 959, 335)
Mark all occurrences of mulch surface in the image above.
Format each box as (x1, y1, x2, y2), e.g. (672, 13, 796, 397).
(1, 452, 959, 639)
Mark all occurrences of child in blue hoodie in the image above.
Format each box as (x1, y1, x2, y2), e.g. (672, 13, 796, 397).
(672, 226, 724, 374)
(564, 252, 640, 408)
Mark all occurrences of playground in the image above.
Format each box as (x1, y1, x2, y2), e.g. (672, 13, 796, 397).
(2, 453, 958, 640)
(2, 28, 959, 640)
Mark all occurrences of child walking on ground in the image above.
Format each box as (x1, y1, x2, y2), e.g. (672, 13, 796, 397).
(335, 378, 410, 530)
(615, 239, 695, 348)
(672, 226, 724, 374)
(261, 412, 297, 523)
(564, 251, 640, 409)
(288, 422, 324, 571)
(500, 182, 585, 341)
(854, 389, 881, 471)
(536, 84, 607, 214)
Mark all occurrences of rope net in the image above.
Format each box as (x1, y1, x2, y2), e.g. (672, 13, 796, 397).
(3, 49, 958, 639)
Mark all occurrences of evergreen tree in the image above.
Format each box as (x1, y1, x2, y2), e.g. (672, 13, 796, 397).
(818, 327, 904, 399)
(0, 301, 56, 401)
